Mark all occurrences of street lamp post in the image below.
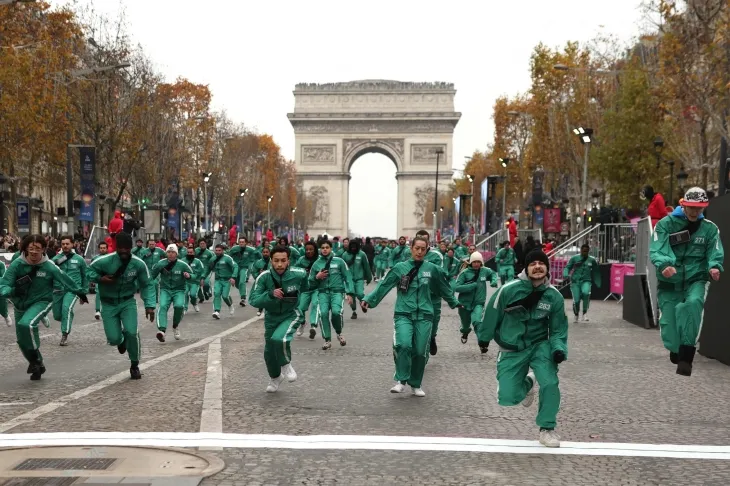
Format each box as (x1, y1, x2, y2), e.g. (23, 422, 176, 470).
(98, 194, 107, 228)
(499, 158, 510, 226)
(239, 188, 248, 237)
(677, 166, 689, 199)
(433, 149, 444, 240)
(653, 136, 677, 204)
(439, 206, 444, 240)
(267, 195, 274, 233)
(573, 127, 594, 218)
(202, 172, 212, 234)
(466, 174, 475, 241)
(291, 207, 296, 241)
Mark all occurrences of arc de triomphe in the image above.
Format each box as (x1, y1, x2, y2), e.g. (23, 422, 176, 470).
(288, 80, 461, 239)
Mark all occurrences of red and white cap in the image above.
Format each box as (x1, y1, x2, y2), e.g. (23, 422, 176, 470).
(681, 187, 709, 208)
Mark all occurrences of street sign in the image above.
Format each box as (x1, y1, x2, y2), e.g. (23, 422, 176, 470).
(17, 199, 29, 233)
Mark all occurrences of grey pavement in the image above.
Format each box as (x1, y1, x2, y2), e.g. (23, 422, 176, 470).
(0, 283, 727, 484)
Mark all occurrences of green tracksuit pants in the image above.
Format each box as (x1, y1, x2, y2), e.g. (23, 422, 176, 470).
(157, 289, 185, 332)
(15, 301, 53, 364)
(571, 281, 592, 315)
(213, 279, 233, 312)
(151, 280, 160, 305)
(349, 280, 365, 311)
(0, 296, 9, 319)
(52, 291, 79, 334)
(499, 267, 515, 285)
(185, 281, 200, 310)
(496, 340, 560, 429)
(198, 278, 212, 300)
(458, 305, 483, 335)
(376, 261, 387, 279)
(297, 291, 320, 327)
(264, 311, 304, 378)
(430, 297, 442, 339)
(393, 316, 433, 388)
(318, 291, 345, 340)
(95, 293, 101, 313)
(236, 269, 248, 301)
(657, 280, 710, 353)
(101, 298, 141, 362)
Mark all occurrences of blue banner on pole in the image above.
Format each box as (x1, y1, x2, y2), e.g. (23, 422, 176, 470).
(16, 199, 29, 232)
(78, 147, 96, 222)
(167, 207, 178, 230)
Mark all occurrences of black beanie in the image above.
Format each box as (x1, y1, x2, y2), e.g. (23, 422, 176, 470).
(524, 249, 549, 268)
(116, 232, 133, 249)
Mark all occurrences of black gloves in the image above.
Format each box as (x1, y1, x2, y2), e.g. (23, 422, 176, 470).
(76, 293, 89, 304)
(553, 350, 566, 364)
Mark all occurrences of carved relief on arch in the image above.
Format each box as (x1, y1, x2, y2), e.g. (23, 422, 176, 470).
(342, 138, 404, 171)
(307, 185, 330, 226)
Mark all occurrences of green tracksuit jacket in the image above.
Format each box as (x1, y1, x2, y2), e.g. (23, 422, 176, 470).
(374, 245, 389, 265)
(52, 251, 88, 291)
(0, 256, 85, 310)
(89, 254, 155, 308)
(453, 244, 469, 261)
(195, 248, 215, 272)
(131, 246, 145, 257)
(389, 245, 410, 267)
(496, 248, 517, 273)
(454, 266, 498, 310)
(341, 250, 372, 283)
(249, 257, 269, 280)
(250, 267, 310, 323)
(563, 255, 601, 285)
(308, 255, 354, 295)
(151, 258, 194, 291)
(206, 253, 238, 281)
(141, 247, 166, 272)
(228, 244, 257, 270)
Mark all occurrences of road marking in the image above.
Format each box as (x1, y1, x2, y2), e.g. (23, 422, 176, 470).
(199, 338, 222, 450)
(0, 402, 33, 407)
(0, 433, 727, 460)
(0, 316, 260, 433)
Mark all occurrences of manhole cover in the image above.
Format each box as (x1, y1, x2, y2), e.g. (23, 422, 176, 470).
(2, 479, 79, 486)
(14, 458, 116, 471)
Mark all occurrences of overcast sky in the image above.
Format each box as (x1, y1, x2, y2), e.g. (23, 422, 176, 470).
(54, 0, 646, 238)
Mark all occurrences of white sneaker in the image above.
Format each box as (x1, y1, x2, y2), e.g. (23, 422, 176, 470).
(296, 325, 304, 337)
(582, 314, 589, 322)
(194, 304, 200, 313)
(539, 429, 561, 448)
(281, 363, 297, 383)
(390, 382, 405, 394)
(173, 328, 181, 340)
(42, 316, 50, 328)
(4, 315, 12, 327)
(266, 375, 283, 393)
(411, 387, 426, 397)
(229, 305, 235, 316)
(212, 311, 220, 320)
(94, 312, 101, 321)
(573, 314, 579, 323)
(522, 371, 536, 408)
(256, 310, 262, 317)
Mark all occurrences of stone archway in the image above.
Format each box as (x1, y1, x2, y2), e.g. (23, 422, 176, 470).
(288, 80, 461, 238)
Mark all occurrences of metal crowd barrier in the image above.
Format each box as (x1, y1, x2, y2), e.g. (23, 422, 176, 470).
(597, 223, 637, 263)
(84, 225, 110, 262)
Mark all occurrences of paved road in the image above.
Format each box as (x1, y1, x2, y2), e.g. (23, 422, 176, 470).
(0, 283, 728, 485)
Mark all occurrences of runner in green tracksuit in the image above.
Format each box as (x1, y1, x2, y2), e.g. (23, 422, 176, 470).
(91, 241, 109, 321)
(254, 238, 269, 259)
(389, 237, 410, 267)
(89, 233, 156, 379)
(0, 259, 10, 327)
(250, 246, 310, 393)
(332, 237, 343, 255)
(362, 235, 459, 396)
(495, 241, 517, 285)
(141, 241, 165, 304)
(151, 244, 194, 342)
(278, 237, 301, 262)
(564, 244, 601, 322)
(340, 238, 372, 320)
(334, 238, 348, 258)
(442, 247, 459, 279)
(477, 249, 568, 448)
(452, 238, 469, 261)
(51, 236, 88, 346)
(308, 239, 354, 350)
(454, 252, 497, 353)
(131, 239, 145, 257)
(0, 235, 89, 380)
(373, 241, 390, 281)
(196, 240, 215, 302)
(206, 244, 238, 319)
(250, 248, 270, 317)
(650, 188, 724, 376)
(294, 240, 320, 339)
(183, 244, 205, 313)
(228, 237, 257, 307)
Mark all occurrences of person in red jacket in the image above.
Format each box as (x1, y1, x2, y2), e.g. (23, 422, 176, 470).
(228, 224, 238, 247)
(105, 210, 124, 252)
(508, 216, 518, 247)
(641, 185, 668, 228)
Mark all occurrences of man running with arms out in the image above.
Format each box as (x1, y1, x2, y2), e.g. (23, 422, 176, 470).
(52, 235, 88, 346)
(0, 235, 88, 380)
(308, 239, 354, 350)
(478, 250, 568, 448)
(207, 244, 238, 320)
(455, 251, 497, 353)
(89, 233, 156, 380)
(141, 240, 165, 305)
(650, 187, 723, 376)
(341, 237, 372, 320)
(228, 236, 256, 307)
(151, 244, 193, 342)
(184, 244, 205, 313)
(91, 241, 109, 321)
(196, 239, 215, 302)
(495, 241, 517, 285)
(563, 243, 601, 322)
(362, 235, 459, 397)
(250, 245, 310, 393)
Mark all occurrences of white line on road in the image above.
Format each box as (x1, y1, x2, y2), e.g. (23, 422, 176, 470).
(0, 316, 260, 433)
(0, 402, 33, 407)
(0, 433, 727, 460)
(199, 338, 223, 451)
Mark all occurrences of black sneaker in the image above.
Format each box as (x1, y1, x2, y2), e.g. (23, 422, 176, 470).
(309, 328, 316, 340)
(351, 312, 357, 319)
(29, 361, 45, 381)
(156, 331, 165, 343)
(240, 299, 247, 307)
(117, 339, 127, 355)
(130, 365, 142, 380)
(669, 352, 679, 364)
(479, 343, 489, 354)
(362, 305, 367, 314)
(461, 333, 469, 344)
(59, 333, 69, 347)
(429, 337, 437, 356)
